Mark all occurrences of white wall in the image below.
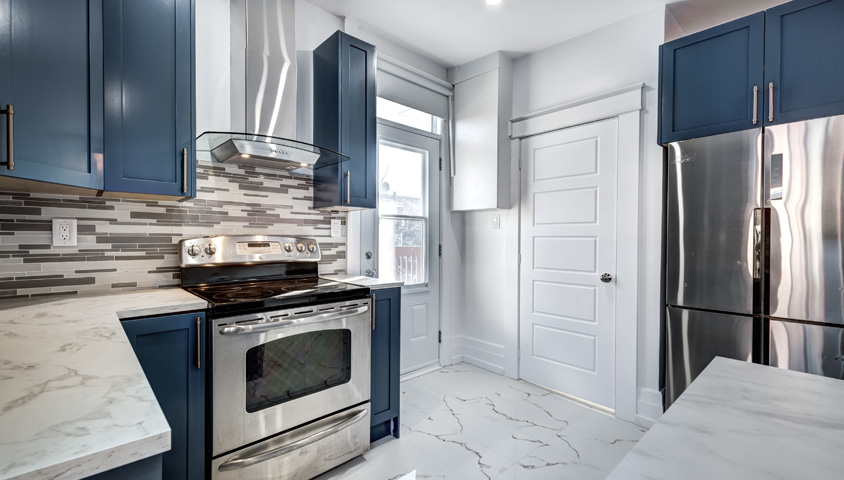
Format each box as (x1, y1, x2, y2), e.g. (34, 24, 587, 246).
(196, 0, 231, 136)
(454, 6, 667, 426)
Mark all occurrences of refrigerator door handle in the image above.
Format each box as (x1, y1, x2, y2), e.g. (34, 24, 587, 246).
(753, 208, 763, 281)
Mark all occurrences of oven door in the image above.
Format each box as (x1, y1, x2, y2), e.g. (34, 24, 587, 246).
(212, 298, 371, 456)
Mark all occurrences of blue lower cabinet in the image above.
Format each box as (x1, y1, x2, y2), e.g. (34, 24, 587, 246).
(121, 312, 205, 480)
(764, 0, 844, 125)
(370, 288, 401, 442)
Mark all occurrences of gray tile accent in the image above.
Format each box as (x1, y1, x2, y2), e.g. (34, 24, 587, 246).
(0, 161, 347, 299)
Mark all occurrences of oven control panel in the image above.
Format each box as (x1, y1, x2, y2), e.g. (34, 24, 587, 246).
(179, 235, 321, 266)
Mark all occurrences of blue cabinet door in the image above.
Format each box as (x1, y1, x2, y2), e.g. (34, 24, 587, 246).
(660, 13, 765, 143)
(370, 288, 401, 442)
(122, 312, 205, 480)
(313, 31, 376, 210)
(765, 0, 844, 125)
(103, 0, 194, 197)
(0, 0, 103, 189)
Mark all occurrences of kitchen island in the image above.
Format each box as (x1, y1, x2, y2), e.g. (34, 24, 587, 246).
(608, 357, 844, 479)
(0, 290, 207, 480)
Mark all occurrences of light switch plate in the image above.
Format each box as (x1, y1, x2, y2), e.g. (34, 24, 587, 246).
(331, 219, 342, 237)
(52, 218, 77, 246)
(492, 214, 500, 229)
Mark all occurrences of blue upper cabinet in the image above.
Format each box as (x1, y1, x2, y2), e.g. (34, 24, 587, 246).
(122, 312, 205, 480)
(103, 0, 195, 197)
(0, 0, 104, 189)
(764, 0, 844, 125)
(313, 31, 377, 210)
(660, 13, 765, 143)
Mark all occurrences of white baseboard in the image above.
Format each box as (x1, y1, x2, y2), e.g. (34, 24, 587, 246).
(450, 335, 507, 375)
(635, 387, 663, 428)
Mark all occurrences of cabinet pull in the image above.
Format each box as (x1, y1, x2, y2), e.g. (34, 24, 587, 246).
(752, 86, 759, 125)
(371, 294, 376, 331)
(768, 82, 774, 123)
(345, 171, 350, 204)
(1, 104, 13, 171)
(182, 148, 188, 193)
(196, 316, 201, 369)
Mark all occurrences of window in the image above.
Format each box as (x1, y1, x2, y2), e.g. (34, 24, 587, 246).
(377, 140, 429, 286)
(377, 97, 442, 134)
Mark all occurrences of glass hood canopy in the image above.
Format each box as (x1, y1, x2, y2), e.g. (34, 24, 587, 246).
(196, 132, 347, 175)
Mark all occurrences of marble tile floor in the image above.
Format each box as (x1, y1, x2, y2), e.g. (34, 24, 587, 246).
(316, 363, 647, 480)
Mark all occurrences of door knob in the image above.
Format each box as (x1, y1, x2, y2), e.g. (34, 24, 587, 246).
(600, 273, 613, 283)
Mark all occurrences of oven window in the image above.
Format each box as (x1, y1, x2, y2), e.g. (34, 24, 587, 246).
(245, 329, 352, 413)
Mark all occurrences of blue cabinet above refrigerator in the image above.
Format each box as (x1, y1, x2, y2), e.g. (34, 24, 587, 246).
(659, 0, 844, 144)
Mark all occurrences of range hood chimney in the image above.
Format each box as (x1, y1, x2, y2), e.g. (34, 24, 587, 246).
(197, 0, 338, 173)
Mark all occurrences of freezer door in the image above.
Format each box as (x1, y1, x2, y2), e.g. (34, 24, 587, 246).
(666, 130, 762, 314)
(770, 320, 844, 379)
(765, 116, 844, 325)
(665, 307, 755, 408)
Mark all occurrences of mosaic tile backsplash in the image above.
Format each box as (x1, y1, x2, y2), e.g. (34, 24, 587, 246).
(0, 161, 347, 299)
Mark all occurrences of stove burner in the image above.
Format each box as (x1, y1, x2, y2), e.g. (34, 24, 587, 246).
(216, 289, 277, 301)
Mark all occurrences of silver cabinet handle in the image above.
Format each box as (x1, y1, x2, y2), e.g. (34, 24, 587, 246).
(600, 273, 613, 283)
(371, 294, 376, 331)
(219, 305, 369, 335)
(768, 82, 774, 123)
(218, 408, 367, 472)
(182, 147, 188, 193)
(345, 170, 350, 204)
(752, 85, 759, 125)
(1, 104, 13, 171)
(196, 316, 201, 369)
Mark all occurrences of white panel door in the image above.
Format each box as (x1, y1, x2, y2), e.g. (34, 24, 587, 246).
(519, 118, 618, 409)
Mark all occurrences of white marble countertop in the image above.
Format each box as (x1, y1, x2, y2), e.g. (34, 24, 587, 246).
(0, 289, 208, 480)
(322, 274, 404, 290)
(608, 357, 844, 480)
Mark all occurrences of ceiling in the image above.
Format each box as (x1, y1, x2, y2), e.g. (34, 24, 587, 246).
(306, 0, 675, 67)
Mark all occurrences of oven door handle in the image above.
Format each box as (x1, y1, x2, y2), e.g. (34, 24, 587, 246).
(217, 408, 368, 472)
(218, 305, 369, 335)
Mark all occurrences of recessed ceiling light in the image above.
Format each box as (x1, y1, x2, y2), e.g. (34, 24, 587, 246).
(240, 153, 251, 158)
(299, 162, 309, 167)
(486, 0, 502, 5)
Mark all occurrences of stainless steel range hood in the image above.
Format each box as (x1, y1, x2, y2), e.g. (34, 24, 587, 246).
(197, 132, 346, 174)
(197, 0, 334, 174)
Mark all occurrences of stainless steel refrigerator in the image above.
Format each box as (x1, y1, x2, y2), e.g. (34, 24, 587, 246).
(665, 115, 844, 408)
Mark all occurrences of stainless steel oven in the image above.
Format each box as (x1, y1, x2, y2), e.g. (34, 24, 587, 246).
(179, 235, 373, 480)
(210, 299, 371, 478)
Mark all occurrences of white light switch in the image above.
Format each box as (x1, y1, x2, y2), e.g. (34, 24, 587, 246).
(52, 218, 77, 246)
(331, 219, 342, 237)
(492, 214, 500, 229)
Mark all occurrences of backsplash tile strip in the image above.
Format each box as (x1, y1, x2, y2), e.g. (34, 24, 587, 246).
(0, 161, 346, 299)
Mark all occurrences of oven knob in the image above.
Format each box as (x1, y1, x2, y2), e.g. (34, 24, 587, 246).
(296, 243, 305, 253)
(284, 243, 293, 252)
(187, 245, 200, 257)
(308, 244, 317, 253)
(205, 244, 217, 255)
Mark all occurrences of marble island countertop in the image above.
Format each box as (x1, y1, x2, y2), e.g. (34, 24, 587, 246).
(0, 289, 207, 480)
(608, 357, 844, 480)
(321, 274, 403, 290)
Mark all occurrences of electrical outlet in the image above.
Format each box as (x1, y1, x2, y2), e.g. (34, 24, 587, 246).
(492, 214, 500, 229)
(331, 219, 342, 237)
(52, 218, 77, 247)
